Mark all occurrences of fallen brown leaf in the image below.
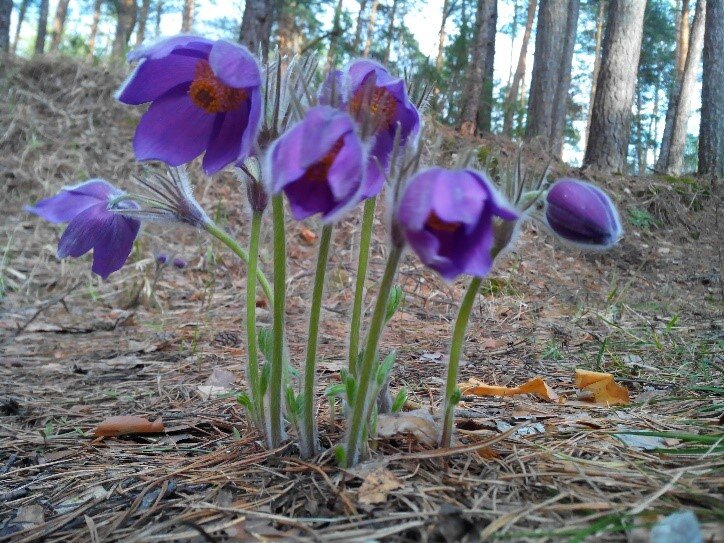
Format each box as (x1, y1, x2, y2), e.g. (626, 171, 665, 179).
(575, 369, 630, 405)
(459, 376, 559, 402)
(299, 227, 316, 245)
(358, 467, 404, 505)
(93, 416, 164, 437)
(377, 408, 439, 447)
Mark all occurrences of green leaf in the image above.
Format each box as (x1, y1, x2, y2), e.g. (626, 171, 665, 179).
(259, 361, 271, 396)
(376, 350, 397, 385)
(450, 387, 462, 405)
(333, 445, 347, 467)
(258, 327, 273, 361)
(325, 383, 346, 398)
(391, 387, 407, 413)
(385, 285, 404, 323)
(236, 392, 252, 409)
(344, 373, 357, 405)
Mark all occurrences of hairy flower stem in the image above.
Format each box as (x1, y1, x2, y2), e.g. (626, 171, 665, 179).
(348, 197, 376, 377)
(345, 245, 403, 466)
(246, 211, 264, 429)
(300, 224, 333, 458)
(440, 277, 482, 447)
(204, 221, 273, 305)
(269, 194, 286, 447)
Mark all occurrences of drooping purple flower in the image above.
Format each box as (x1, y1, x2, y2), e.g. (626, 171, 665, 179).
(335, 60, 420, 198)
(267, 106, 366, 222)
(397, 169, 518, 281)
(156, 252, 169, 265)
(172, 257, 188, 269)
(545, 179, 622, 249)
(26, 180, 141, 279)
(117, 36, 262, 175)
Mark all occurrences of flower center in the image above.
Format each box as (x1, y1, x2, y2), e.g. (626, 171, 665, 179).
(303, 138, 345, 182)
(425, 212, 462, 233)
(189, 60, 248, 113)
(349, 86, 398, 132)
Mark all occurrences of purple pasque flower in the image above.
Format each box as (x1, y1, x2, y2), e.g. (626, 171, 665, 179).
(117, 36, 262, 175)
(267, 106, 366, 222)
(545, 179, 622, 249)
(397, 169, 518, 281)
(342, 59, 420, 197)
(26, 180, 141, 279)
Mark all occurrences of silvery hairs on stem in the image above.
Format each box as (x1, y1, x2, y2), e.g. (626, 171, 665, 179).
(118, 166, 211, 229)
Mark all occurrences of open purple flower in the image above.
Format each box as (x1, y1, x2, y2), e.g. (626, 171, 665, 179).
(26, 180, 141, 279)
(397, 169, 518, 281)
(332, 60, 420, 197)
(267, 106, 366, 222)
(545, 179, 622, 249)
(117, 36, 262, 175)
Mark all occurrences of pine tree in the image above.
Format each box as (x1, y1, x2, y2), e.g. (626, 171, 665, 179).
(35, 0, 50, 54)
(49, 0, 71, 51)
(699, 0, 723, 176)
(0, 0, 11, 52)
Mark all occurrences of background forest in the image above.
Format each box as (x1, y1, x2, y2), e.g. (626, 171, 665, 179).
(0, 0, 722, 179)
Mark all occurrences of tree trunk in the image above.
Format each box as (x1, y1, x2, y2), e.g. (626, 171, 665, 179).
(0, 0, 11, 52)
(583, 0, 646, 174)
(155, 0, 163, 35)
(676, 0, 690, 77)
(363, 0, 379, 57)
(436, 0, 451, 70)
(239, 0, 274, 60)
(136, 0, 152, 45)
(458, 0, 494, 135)
(327, 0, 344, 67)
(11, 0, 29, 53)
(549, 0, 579, 158)
(526, 0, 566, 141)
(664, 0, 705, 175)
(477, 0, 497, 133)
(181, 0, 194, 32)
(636, 83, 645, 173)
(111, 0, 137, 60)
(49, 0, 71, 51)
(583, 0, 606, 150)
(699, 0, 723, 177)
(503, 0, 536, 137)
(352, 0, 368, 53)
(383, 0, 399, 64)
(34, 0, 50, 55)
(88, 0, 103, 57)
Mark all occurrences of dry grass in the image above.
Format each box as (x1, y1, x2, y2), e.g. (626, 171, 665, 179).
(1, 55, 722, 542)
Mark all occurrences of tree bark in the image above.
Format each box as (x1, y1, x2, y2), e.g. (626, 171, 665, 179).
(663, 0, 705, 175)
(477, 0, 497, 133)
(88, 0, 103, 57)
(49, 0, 71, 51)
(239, 0, 275, 60)
(698, 0, 723, 177)
(111, 0, 137, 60)
(549, 0, 579, 158)
(583, 0, 646, 174)
(34, 0, 50, 55)
(383, 0, 399, 64)
(0, 0, 11, 52)
(155, 0, 163, 35)
(352, 0, 368, 53)
(503, 0, 536, 137)
(11, 0, 29, 53)
(676, 0, 690, 77)
(136, 0, 152, 45)
(583, 0, 606, 150)
(181, 0, 194, 32)
(458, 0, 495, 135)
(363, 0, 379, 57)
(436, 0, 452, 70)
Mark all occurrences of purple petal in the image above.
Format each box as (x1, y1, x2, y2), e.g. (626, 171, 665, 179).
(128, 35, 213, 62)
(208, 40, 261, 89)
(116, 52, 200, 105)
(202, 105, 250, 174)
(26, 179, 116, 223)
(429, 170, 486, 226)
(91, 215, 141, 279)
(57, 203, 110, 259)
(327, 131, 364, 200)
(318, 70, 344, 107)
(396, 170, 435, 231)
(283, 176, 337, 221)
(133, 85, 216, 166)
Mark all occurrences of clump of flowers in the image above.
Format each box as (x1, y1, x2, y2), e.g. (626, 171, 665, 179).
(27, 35, 621, 466)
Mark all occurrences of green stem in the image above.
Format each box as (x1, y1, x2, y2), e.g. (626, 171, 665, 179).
(204, 221, 273, 305)
(345, 245, 403, 466)
(440, 277, 482, 447)
(348, 197, 376, 376)
(246, 211, 264, 429)
(300, 224, 333, 458)
(269, 194, 286, 447)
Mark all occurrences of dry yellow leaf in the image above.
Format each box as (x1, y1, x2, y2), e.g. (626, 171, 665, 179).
(358, 467, 404, 505)
(459, 377, 559, 402)
(574, 369, 630, 405)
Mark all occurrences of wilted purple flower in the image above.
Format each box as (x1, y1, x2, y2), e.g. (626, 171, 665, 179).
(172, 258, 188, 269)
(545, 179, 622, 249)
(267, 106, 366, 222)
(397, 169, 518, 281)
(117, 36, 262, 175)
(26, 180, 141, 279)
(342, 59, 420, 197)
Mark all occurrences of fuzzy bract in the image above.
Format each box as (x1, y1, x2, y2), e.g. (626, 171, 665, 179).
(397, 169, 518, 281)
(26, 180, 141, 279)
(117, 36, 262, 175)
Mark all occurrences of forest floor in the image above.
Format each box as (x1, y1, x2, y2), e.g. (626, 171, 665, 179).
(0, 56, 722, 543)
